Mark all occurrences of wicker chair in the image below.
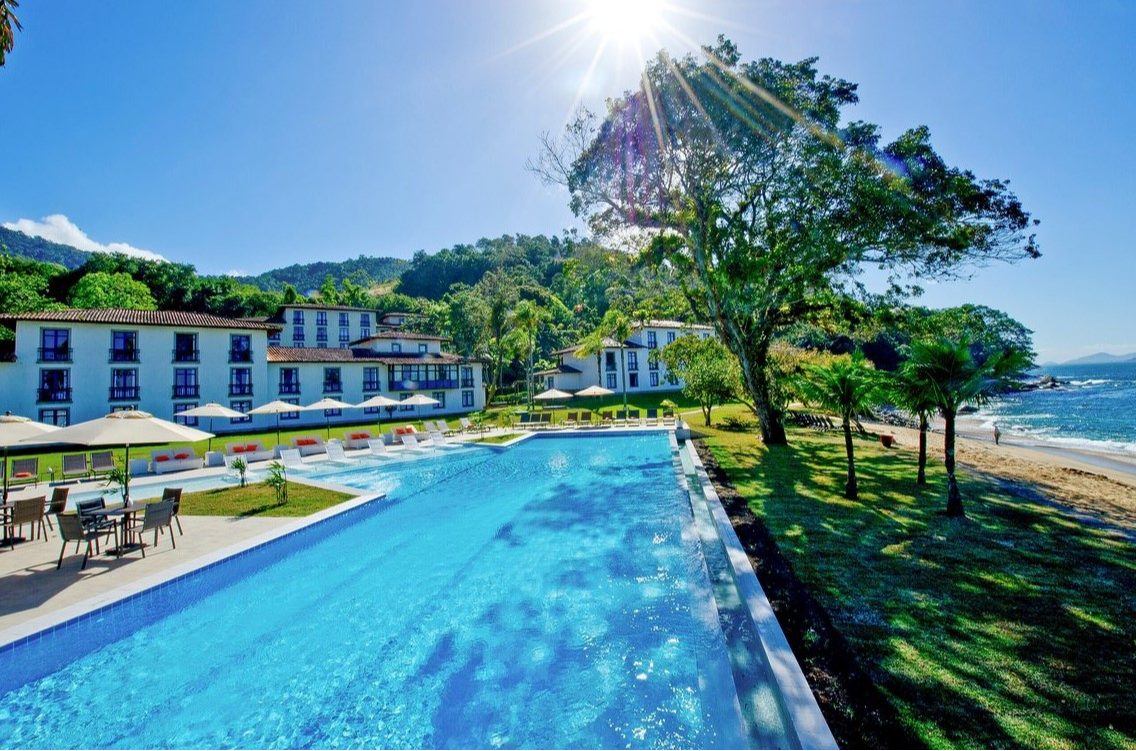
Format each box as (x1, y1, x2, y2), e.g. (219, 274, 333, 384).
(161, 488, 183, 536)
(43, 487, 70, 531)
(8, 496, 47, 549)
(55, 513, 110, 570)
(128, 500, 175, 558)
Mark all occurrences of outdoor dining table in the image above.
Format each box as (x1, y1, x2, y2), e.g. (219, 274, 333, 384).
(88, 503, 146, 557)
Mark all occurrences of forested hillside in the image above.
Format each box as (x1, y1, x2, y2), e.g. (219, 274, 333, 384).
(0, 226, 93, 269)
(235, 255, 408, 293)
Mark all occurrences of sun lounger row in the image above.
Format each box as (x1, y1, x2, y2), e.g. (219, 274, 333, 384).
(516, 409, 676, 429)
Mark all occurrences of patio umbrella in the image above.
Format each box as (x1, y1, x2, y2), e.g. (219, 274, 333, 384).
(574, 384, 615, 412)
(398, 393, 439, 424)
(0, 415, 60, 501)
(302, 397, 356, 439)
(20, 410, 212, 505)
(533, 388, 573, 413)
(356, 394, 401, 436)
(248, 400, 303, 446)
(177, 403, 246, 451)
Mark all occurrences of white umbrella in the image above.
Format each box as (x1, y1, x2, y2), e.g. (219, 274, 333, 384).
(302, 397, 357, 439)
(533, 388, 572, 413)
(574, 384, 615, 414)
(0, 415, 60, 501)
(398, 393, 439, 424)
(21, 410, 212, 505)
(248, 400, 304, 446)
(356, 394, 401, 435)
(178, 403, 246, 451)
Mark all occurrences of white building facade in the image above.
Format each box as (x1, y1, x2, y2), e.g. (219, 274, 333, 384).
(537, 320, 715, 394)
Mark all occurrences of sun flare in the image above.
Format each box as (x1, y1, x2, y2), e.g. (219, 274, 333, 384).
(584, 0, 663, 45)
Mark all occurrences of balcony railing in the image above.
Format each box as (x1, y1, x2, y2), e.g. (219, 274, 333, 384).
(388, 379, 457, 391)
(38, 347, 72, 363)
(323, 382, 343, 394)
(109, 386, 140, 401)
(229, 384, 254, 396)
(109, 348, 140, 363)
(172, 348, 199, 363)
(37, 388, 72, 403)
(172, 385, 200, 398)
(278, 383, 301, 395)
(461, 378, 475, 388)
(362, 381, 382, 392)
(228, 350, 253, 363)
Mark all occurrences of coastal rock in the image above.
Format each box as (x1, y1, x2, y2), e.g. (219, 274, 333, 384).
(1006, 375, 1063, 393)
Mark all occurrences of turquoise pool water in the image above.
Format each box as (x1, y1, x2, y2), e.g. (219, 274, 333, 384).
(0, 433, 778, 749)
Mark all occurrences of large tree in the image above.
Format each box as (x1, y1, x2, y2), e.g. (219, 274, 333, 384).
(0, 0, 20, 67)
(67, 271, 157, 310)
(534, 38, 1038, 445)
(652, 334, 739, 426)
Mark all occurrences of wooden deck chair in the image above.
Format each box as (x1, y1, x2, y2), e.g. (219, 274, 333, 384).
(9, 458, 39, 489)
(628, 409, 641, 425)
(565, 411, 578, 427)
(517, 413, 533, 428)
(129, 500, 175, 558)
(55, 513, 110, 570)
(645, 409, 659, 426)
(43, 487, 70, 531)
(61, 453, 90, 481)
(601, 411, 613, 425)
(662, 411, 676, 427)
(161, 487, 183, 535)
(613, 410, 628, 427)
(580, 411, 592, 425)
(8, 497, 47, 549)
(89, 451, 116, 478)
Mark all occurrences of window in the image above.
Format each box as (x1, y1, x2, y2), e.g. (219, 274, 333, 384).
(650, 372, 659, 387)
(38, 408, 69, 426)
(230, 400, 252, 423)
(38, 369, 71, 402)
(173, 332, 198, 362)
(606, 373, 616, 389)
(666, 331, 676, 344)
(391, 343, 402, 353)
(363, 367, 381, 392)
(339, 312, 349, 326)
(605, 352, 616, 372)
(431, 392, 445, 410)
(173, 368, 199, 398)
(110, 331, 139, 362)
(316, 327, 328, 342)
(399, 393, 414, 412)
(316, 311, 328, 326)
(229, 334, 252, 363)
(340, 327, 351, 343)
(173, 403, 199, 427)
(292, 310, 304, 325)
(324, 407, 342, 417)
(628, 373, 639, 388)
(418, 343, 428, 353)
(279, 367, 300, 395)
(627, 351, 638, 372)
(360, 313, 371, 327)
(293, 326, 306, 342)
(281, 398, 299, 420)
(109, 369, 139, 401)
(546, 376, 554, 389)
(647, 331, 657, 350)
(461, 366, 474, 388)
(39, 328, 71, 362)
(268, 330, 281, 346)
(323, 367, 343, 393)
(229, 368, 253, 396)
(359, 327, 371, 339)
(462, 390, 474, 408)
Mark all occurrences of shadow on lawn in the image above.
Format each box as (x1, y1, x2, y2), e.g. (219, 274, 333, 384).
(702, 428, 1136, 749)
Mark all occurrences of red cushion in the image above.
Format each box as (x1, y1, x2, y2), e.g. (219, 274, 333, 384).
(245, 444, 258, 452)
(297, 439, 315, 446)
(174, 452, 190, 460)
(232, 446, 246, 453)
(13, 472, 32, 478)
(155, 455, 170, 462)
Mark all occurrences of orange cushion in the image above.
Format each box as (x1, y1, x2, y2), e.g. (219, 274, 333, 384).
(232, 446, 246, 453)
(13, 472, 32, 478)
(245, 444, 258, 452)
(155, 455, 170, 462)
(174, 452, 190, 460)
(297, 439, 315, 446)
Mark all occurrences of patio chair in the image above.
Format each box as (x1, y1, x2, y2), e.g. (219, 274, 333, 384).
(43, 487, 70, 531)
(539, 413, 553, 429)
(517, 413, 533, 429)
(601, 411, 613, 425)
(436, 419, 458, 436)
(61, 453, 90, 481)
(8, 497, 47, 549)
(325, 443, 356, 464)
(662, 411, 676, 427)
(161, 487, 183, 535)
(458, 417, 475, 433)
(8, 458, 39, 489)
(75, 498, 118, 553)
(628, 409, 641, 426)
(422, 421, 437, 433)
(128, 500, 175, 558)
(89, 451, 116, 478)
(580, 410, 592, 426)
(366, 439, 398, 460)
(645, 409, 659, 426)
(278, 449, 306, 471)
(565, 411, 578, 427)
(55, 513, 111, 571)
(613, 410, 628, 427)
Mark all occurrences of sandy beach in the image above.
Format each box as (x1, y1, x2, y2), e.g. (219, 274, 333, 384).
(867, 419, 1136, 535)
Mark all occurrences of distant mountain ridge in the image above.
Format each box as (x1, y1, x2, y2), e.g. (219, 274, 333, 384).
(1061, 352, 1136, 365)
(0, 226, 92, 269)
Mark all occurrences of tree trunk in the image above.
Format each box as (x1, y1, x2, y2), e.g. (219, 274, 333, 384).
(944, 411, 964, 517)
(620, 347, 628, 413)
(703, 402, 712, 426)
(527, 345, 534, 410)
(732, 328, 787, 446)
(843, 416, 858, 500)
(917, 413, 928, 485)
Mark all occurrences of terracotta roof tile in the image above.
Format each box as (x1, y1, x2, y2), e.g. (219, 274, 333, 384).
(0, 309, 281, 331)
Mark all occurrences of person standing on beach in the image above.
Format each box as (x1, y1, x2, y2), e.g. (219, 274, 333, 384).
(994, 424, 1002, 445)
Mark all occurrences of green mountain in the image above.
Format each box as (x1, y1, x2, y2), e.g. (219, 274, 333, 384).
(235, 255, 409, 293)
(0, 226, 92, 269)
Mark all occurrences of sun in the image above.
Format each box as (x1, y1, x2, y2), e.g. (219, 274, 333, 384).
(584, 0, 664, 46)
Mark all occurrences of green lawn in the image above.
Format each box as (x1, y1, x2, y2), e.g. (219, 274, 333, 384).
(178, 481, 354, 518)
(700, 404, 1135, 749)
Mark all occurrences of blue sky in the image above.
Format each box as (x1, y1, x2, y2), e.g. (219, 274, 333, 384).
(1, 0, 1133, 363)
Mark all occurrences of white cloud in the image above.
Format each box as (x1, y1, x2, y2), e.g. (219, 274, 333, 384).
(2, 214, 168, 262)
(224, 269, 248, 277)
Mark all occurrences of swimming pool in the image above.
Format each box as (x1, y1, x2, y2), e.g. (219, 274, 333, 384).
(0, 433, 822, 748)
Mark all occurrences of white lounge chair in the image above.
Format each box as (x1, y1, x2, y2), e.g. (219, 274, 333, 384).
(278, 448, 306, 471)
(325, 443, 356, 464)
(398, 433, 431, 452)
(426, 430, 462, 449)
(436, 419, 458, 436)
(366, 439, 398, 460)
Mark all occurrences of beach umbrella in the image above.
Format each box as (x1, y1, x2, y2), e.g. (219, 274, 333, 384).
(356, 394, 401, 435)
(398, 393, 439, 424)
(21, 410, 212, 505)
(177, 403, 246, 451)
(533, 388, 572, 413)
(302, 397, 357, 439)
(0, 415, 60, 501)
(574, 384, 615, 412)
(248, 400, 304, 446)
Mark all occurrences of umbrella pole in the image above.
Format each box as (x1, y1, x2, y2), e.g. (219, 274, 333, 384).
(208, 417, 214, 453)
(2, 446, 8, 503)
(123, 444, 131, 506)
(276, 414, 281, 448)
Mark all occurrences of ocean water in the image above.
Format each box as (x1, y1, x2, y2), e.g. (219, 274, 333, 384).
(970, 362, 1136, 457)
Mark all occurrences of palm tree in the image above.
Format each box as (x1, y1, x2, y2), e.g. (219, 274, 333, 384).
(906, 339, 1030, 517)
(508, 300, 543, 410)
(798, 354, 885, 500)
(890, 368, 939, 485)
(0, 0, 21, 67)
